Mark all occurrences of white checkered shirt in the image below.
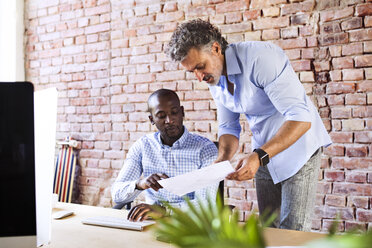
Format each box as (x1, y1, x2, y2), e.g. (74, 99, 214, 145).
(111, 127, 218, 209)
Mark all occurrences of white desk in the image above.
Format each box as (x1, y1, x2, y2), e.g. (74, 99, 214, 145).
(47, 202, 325, 248)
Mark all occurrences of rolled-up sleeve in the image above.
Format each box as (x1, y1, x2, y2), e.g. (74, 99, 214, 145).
(216, 100, 241, 139)
(111, 140, 143, 204)
(254, 45, 311, 122)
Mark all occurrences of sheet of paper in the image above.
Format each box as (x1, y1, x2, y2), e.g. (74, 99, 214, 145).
(158, 161, 234, 196)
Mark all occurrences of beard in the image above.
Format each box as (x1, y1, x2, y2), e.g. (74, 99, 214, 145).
(203, 73, 221, 86)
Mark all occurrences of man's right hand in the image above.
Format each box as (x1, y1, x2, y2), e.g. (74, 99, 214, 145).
(135, 173, 169, 191)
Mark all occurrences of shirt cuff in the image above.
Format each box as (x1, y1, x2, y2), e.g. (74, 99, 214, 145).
(283, 106, 311, 122)
(218, 127, 240, 139)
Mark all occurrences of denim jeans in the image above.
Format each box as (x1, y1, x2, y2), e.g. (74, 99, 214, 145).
(255, 149, 321, 231)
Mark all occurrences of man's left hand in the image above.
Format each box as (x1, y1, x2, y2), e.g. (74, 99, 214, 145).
(127, 203, 165, 222)
(226, 152, 260, 181)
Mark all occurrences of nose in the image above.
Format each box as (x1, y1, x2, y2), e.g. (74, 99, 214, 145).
(194, 71, 203, 82)
(165, 115, 171, 124)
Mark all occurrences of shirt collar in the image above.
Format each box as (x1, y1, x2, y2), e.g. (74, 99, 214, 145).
(156, 126, 189, 149)
(225, 44, 242, 76)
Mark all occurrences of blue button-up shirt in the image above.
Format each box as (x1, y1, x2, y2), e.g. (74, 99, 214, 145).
(209, 41, 332, 184)
(111, 127, 218, 208)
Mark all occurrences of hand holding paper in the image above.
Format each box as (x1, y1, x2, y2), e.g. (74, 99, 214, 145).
(158, 161, 234, 196)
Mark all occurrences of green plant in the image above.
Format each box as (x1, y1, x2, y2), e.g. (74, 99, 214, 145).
(152, 195, 267, 248)
(152, 195, 372, 248)
(306, 219, 372, 248)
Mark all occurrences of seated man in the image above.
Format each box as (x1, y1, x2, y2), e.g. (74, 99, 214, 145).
(111, 89, 218, 221)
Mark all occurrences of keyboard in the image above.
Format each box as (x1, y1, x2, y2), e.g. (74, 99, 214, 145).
(81, 216, 156, 231)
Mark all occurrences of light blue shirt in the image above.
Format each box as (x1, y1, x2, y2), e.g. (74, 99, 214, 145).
(209, 41, 332, 184)
(111, 127, 218, 208)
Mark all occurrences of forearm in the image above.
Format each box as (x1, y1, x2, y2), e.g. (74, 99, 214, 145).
(111, 180, 141, 204)
(261, 120, 311, 158)
(216, 134, 239, 162)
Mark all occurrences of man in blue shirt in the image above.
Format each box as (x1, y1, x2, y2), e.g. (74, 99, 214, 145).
(111, 89, 218, 221)
(166, 19, 331, 231)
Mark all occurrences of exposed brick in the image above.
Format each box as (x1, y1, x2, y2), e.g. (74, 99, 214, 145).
(321, 22, 341, 34)
(355, 55, 372, 68)
(314, 61, 330, 72)
(320, 7, 354, 22)
(345, 222, 367, 232)
(322, 219, 345, 232)
(243, 10, 260, 21)
(342, 43, 363, 56)
(281, 27, 298, 39)
(228, 188, 247, 200)
(332, 157, 372, 170)
(349, 29, 372, 42)
(318, 33, 348, 46)
(332, 57, 354, 69)
(356, 3, 372, 17)
(262, 29, 280, 40)
(342, 119, 365, 131)
(216, 1, 249, 13)
(347, 196, 369, 209)
(326, 83, 355, 94)
(329, 70, 342, 81)
(291, 60, 311, 71)
(263, 7, 279, 17)
(331, 107, 352, 119)
(281, 1, 314, 16)
(333, 182, 372, 196)
(346, 170, 367, 183)
(354, 131, 372, 143)
(327, 95, 344, 106)
(253, 16, 289, 30)
(273, 37, 306, 49)
(342, 69, 364, 81)
(341, 17, 362, 31)
(357, 80, 372, 93)
(220, 23, 252, 34)
(325, 195, 346, 207)
(357, 209, 372, 222)
(324, 170, 345, 182)
(317, 182, 332, 194)
(345, 93, 366, 105)
(225, 12, 242, 24)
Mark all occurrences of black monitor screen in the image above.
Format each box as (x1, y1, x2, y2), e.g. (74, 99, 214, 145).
(0, 82, 36, 237)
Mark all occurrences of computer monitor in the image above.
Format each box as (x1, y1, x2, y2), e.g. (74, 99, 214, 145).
(0, 82, 37, 248)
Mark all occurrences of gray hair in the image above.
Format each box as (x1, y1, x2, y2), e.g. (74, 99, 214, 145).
(165, 19, 228, 62)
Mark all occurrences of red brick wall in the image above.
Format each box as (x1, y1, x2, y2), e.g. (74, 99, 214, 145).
(24, 0, 372, 232)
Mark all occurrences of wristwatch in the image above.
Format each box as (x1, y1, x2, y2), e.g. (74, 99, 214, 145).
(253, 148, 270, 167)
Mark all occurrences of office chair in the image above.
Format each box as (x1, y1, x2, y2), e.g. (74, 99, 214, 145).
(112, 141, 224, 210)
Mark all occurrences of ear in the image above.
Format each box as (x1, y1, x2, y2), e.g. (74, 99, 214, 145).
(211, 42, 221, 55)
(181, 106, 185, 117)
(148, 115, 155, 125)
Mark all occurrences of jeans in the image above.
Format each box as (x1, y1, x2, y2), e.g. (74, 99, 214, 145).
(255, 149, 321, 231)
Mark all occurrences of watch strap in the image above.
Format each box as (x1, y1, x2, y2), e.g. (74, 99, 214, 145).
(253, 148, 270, 167)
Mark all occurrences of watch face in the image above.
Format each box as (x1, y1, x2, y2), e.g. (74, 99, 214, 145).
(261, 154, 270, 166)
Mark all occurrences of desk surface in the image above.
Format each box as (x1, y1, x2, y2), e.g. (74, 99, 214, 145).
(48, 202, 325, 248)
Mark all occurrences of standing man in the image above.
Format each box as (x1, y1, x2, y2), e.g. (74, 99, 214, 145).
(166, 19, 331, 231)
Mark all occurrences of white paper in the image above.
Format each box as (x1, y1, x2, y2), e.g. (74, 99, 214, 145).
(34, 88, 57, 247)
(158, 161, 234, 196)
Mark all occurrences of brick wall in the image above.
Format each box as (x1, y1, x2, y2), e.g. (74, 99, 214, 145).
(24, 0, 372, 232)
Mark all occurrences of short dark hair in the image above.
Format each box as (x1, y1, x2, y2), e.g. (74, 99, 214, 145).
(165, 19, 228, 62)
(147, 89, 180, 113)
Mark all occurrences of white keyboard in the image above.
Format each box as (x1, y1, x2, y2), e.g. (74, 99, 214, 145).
(81, 216, 156, 231)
